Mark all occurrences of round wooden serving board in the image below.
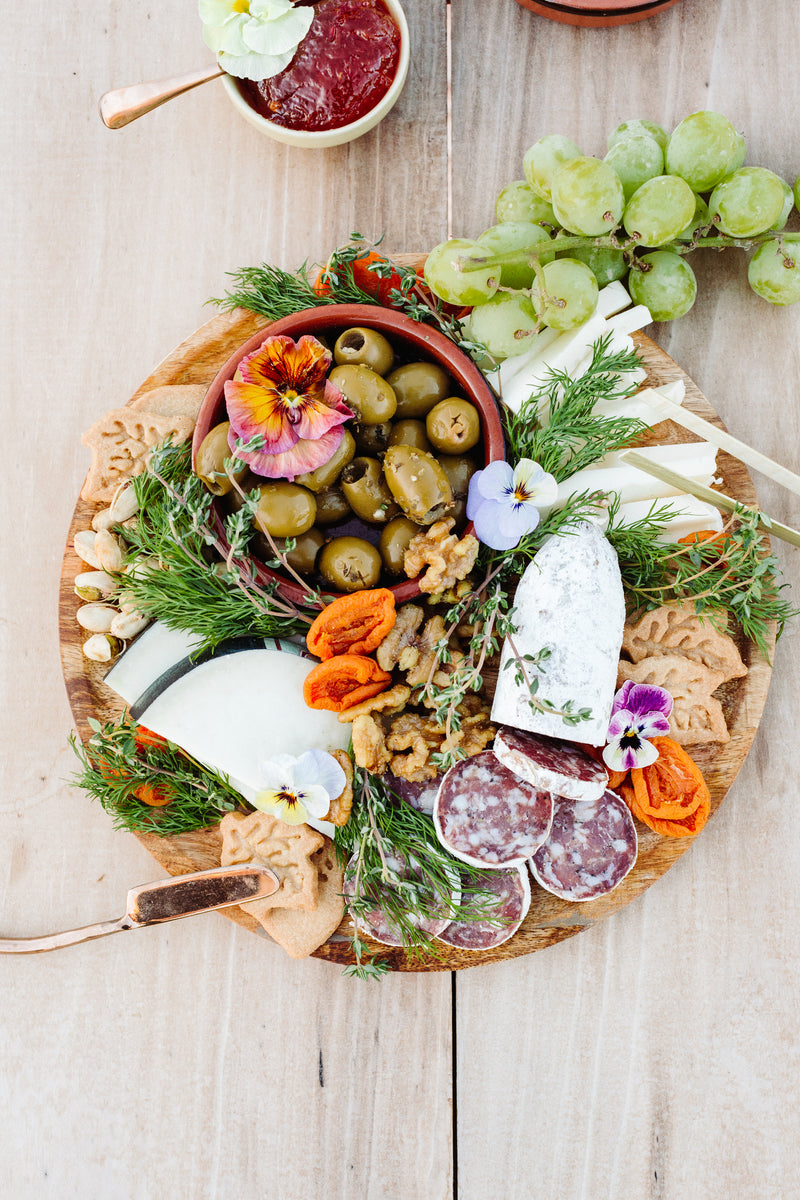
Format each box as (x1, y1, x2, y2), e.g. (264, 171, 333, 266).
(60, 258, 773, 972)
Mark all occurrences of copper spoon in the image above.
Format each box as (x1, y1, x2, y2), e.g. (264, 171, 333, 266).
(0, 864, 279, 953)
(99, 63, 225, 129)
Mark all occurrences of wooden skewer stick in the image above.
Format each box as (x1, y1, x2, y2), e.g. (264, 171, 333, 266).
(635, 387, 800, 500)
(620, 450, 800, 550)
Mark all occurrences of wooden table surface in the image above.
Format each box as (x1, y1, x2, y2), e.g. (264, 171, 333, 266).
(2, 3, 799, 1197)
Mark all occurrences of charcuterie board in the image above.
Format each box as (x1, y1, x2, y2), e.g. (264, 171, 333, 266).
(59, 256, 773, 972)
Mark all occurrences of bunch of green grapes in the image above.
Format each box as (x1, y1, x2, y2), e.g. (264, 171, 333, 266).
(423, 112, 800, 362)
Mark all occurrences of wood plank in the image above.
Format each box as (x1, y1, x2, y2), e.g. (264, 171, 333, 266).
(0, 2, 454, 1198)
(451, 2, 800, 1196)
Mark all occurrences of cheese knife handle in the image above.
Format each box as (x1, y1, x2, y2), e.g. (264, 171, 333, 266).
(0, 917, 131, 954)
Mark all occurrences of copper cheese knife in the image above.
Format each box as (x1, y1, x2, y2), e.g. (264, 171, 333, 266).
(0, 865, 279, 954)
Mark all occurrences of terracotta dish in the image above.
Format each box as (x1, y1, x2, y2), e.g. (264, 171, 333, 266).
(513, 0, 683, 27)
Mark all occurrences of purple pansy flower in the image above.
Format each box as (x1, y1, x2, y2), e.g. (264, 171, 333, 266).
(466, 458, 558, 552)
(603, 681, 674, 772)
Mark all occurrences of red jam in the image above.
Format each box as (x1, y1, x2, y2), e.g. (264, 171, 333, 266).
(238, 0, 401, 132)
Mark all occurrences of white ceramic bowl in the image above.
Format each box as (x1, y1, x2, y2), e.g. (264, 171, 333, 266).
(221, 0, 410, 148)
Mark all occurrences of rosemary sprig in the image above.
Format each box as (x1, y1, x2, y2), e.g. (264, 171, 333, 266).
(120, 443, 315, 652)
(70, 714, 246, 836)
(335, 769, 507, 977)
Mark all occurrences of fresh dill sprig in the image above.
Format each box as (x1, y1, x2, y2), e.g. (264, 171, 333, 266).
(70, 715, 246, 836)
(503, 333, 646, 481)
(120, 442, 315, 652)
(335, 769, 506, 976)
(607, 502, 798, 660)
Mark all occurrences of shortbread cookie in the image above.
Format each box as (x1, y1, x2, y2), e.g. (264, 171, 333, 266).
(617, 654, 730, 745)
(128, 383, 207, 425)
(259, 839, 345, 959)
(622, 601, 747, 682)
(219, 811, 324, 915)
(81, 406, 196, 502)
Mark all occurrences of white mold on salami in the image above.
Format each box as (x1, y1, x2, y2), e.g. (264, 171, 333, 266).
(494, 726, 608, 802)
(529, 790, 637, 903)
(433, 751, 553, 868)
(491, 522, 625, 746)
(437, 865, 530, 951)
(342, 852, 459, 947)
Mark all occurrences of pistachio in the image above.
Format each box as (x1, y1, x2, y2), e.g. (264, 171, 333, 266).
(110, 609, 149, 639)
(94, 529, 124, 574)
(74, 531, 101, 569)
(74, 570, 117, 602)
(124, 555, 161, 581)
(76, 603, 119, 633)
(82, 633, 121, 663)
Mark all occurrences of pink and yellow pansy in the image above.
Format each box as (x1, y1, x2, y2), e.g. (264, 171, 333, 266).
(225, 333, 353, 478)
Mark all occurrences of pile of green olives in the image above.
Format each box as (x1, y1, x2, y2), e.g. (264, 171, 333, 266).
(196, 326, 484, 593)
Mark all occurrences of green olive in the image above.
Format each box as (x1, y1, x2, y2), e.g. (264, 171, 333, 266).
(195, 422, 250, 496)
(273, 527, 324, 575)
(314, 486, 352, 526)
(388, 419, 432, 452)
(329, 364, 397, 424)
(294, 429, 356, 493)
(438, 453, 478, 500)
(386, 362, 452, 418)
(340, 457, 399, 525)
(426, 398, 481, 454)
(379, 516, 424, 575)
(383, 445, 454, 525)
(319, 537, 382, 593)
(253, 482, 316, 539)
(333, 327, 395, 375)
(354, 420, 393, 456)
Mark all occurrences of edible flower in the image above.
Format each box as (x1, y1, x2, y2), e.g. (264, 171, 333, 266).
(603, 681, 674, 772)
(253, 749, 346, 825)
(225, 334, 353, 479)
(199, 0, 313, 81)
(466, 458, 558, 552)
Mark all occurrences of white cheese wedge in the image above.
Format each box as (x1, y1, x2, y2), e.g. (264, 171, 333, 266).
(131, 647, 352, 838)
(615, 495, 724, 541)
(104, 621, 203, 706)
(491, 523, 625, 746)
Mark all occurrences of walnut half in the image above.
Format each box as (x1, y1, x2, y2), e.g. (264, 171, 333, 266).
(403, 519, 479, 594)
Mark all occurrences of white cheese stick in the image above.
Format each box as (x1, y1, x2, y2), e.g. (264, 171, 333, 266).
(593, 378, 685, 424)
(554, 442, 718, 509)
(605, 304, 652, 337)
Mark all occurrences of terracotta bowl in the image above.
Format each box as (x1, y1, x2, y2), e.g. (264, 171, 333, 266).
(513, 0, 682, 26)
(194, 304, 505, 604)
(222, 0, 410, 149)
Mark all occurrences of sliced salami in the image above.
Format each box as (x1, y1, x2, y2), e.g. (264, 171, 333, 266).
(437, 865, 530, 951)
(343, 852, 458, 947)
(382, 772, 440, 815)
(494, 726, 608, 802)
(530, 790, 638, 903)
(434, 751, 554, 868)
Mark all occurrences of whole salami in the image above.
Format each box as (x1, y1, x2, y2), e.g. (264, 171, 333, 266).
(434, 751, 553, 868)
(494, 726, 608, 802)
(530, 790, 638, 903)
(437, 865, 530, 951)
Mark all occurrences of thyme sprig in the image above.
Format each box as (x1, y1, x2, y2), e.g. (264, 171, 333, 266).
(335, 769, 507, 978)
(70, 715, 246, 836)
(120, 442, 317, 652)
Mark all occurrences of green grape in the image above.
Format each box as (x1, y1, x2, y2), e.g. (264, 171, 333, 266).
(795, 173, 800, 211)
(747, 236, 800, 306)
(523, 134, 582, 201)
(676, 193, 711, 242)
(603, 134, 664, 201)
(729, 132, 747, 173)
(477, 222, 555, 289)
(623, 175, 697, 247)
(665, 111, 742, 192)
(608, 119, 668, 152)
(558, 243, 626, 286)
(423, 238, 500, 307)
(495, 180, 557, 228)
(550, 156, 625, 236)
(463, 293, 541, 360)
(709, 167, 786, 237)
(628, 251, 697, 321)
(771, 179, 795, 231)
(534, 258, 599, 331)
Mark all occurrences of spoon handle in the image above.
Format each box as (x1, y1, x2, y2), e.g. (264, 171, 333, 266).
(99, 63, 225, 129)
